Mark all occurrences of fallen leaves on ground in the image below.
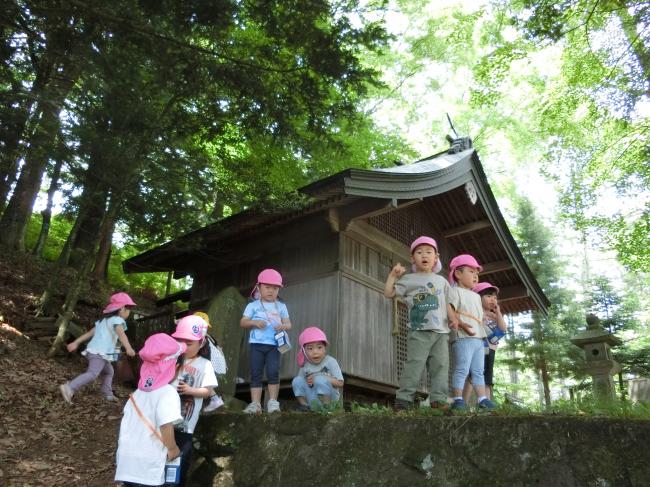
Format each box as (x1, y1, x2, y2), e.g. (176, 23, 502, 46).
(0, 322, 133, 486)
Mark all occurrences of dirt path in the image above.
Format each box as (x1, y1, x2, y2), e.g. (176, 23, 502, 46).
(1, 323, 134, 486)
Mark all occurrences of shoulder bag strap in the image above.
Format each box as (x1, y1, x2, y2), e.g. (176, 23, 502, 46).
(129, 394, 164, 444)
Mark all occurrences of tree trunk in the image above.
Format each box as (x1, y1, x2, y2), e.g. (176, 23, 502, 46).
(540, 359, 552, 408)
(48, 256, 94, 357)
(32, 158, 63, 257)
(91, 195, 119, 280)
(58, 158, 108, 268)
(0, 101, 59, 251)
(0, 72, 43, 210)
(68, 186, 108, 270)
(507, 314, 519, 386)
(57, 206, 86, 265)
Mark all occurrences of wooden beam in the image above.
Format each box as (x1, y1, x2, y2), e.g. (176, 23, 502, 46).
(442, 219, 491, 238)
(481, 260, 514, 275)
(497, 285, 528, 301)
(339, 198, 392, 230)
(339, 198, 422, 230)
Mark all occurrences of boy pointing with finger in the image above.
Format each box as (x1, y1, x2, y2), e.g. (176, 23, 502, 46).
(384, 236, 457, 411)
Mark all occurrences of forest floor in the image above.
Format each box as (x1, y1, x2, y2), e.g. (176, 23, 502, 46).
(0, 253, 149, 486)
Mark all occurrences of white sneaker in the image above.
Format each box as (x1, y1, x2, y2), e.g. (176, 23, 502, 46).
(243, 402, 262, 414)
(267, 399, 281, 413)
(203, 395, 225, 412)
(59, 383, 74, 404)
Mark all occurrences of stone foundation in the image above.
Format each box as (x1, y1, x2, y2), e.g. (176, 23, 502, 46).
(191, 413, 650, 486)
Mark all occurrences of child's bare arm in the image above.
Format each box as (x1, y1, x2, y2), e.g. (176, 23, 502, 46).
(494, 303, 507, 331)
(274, 317, 291, 331)
(446, 304, 459, 330)
(309, 372, 344, 389)
(115, 325, 136, 356)
(384, 263, 406, 298)
(240, 317, 266, 329)
(160, 423, 180, 461)
(177, 381, 211, 398)
(328, 375, 344, 388)
(66, 327, 95, 352)
(457, 321, 476, 336)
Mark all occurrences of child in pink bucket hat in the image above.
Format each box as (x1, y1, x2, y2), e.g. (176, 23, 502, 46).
(115, 333, 185, 486)
(384, 236, 457, 411)
(60, 292, 137, 404)
(240, 268, 292, 414)
(170, 314, 218, 486)
(462, 282, 507, 403)
(292, 326, 344, 411)
(447, 254, 496, 411)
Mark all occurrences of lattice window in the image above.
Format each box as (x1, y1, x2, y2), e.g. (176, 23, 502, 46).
(368, 204, 438, 248)
(395, 300, 409, 379)
(395, 300, 429, 393)
(132, 313, 175, 349)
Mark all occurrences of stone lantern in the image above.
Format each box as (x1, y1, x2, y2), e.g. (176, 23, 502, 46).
(570, 314, 622, 400)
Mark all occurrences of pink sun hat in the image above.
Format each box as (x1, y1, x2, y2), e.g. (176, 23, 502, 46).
(448, 254, 482, 284)
(257, 268, 283, 287)
(172, 315, 208, 341)
(410, 236, 443, 273)
(102, 292, 136, 314)
(297, 326, 329, 367)
(138, 333, 187, 392)
(473, 282, 499, 294)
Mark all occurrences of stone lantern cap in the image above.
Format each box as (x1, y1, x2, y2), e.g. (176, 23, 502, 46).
(570, 314, 622, 347)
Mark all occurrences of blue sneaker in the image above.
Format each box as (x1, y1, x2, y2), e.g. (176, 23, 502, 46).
(478, 398, 497, 410)
(451, 398, 466, 410)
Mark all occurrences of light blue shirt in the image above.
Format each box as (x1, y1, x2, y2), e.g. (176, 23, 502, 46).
(85, 315, 127, 361)
(243, 300, 289, 345)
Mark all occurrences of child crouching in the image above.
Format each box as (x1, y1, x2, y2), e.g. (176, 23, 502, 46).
(292, 327, 343, 411)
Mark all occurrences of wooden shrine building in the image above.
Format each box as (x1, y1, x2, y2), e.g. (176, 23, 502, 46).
(124, 143, 549, 401)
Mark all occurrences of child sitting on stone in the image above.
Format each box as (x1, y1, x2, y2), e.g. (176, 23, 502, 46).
(292, 326, 344, 411)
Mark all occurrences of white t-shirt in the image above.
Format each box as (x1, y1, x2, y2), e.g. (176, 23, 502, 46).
(448, 286, 486, 339)
(171, 356, 218, 434)
(114, 385, 181, 485)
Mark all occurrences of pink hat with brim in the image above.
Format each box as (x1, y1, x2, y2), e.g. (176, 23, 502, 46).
(297, 326, 328, 367)
(103, 292, 136, 314)
(257, 268, 283, 287)
(448, 254, 483, 284)
(138, 334, 187, 392)
(473, 282, 499, 294)
(410, 236, 442, 273)
(171, 315, 208, 341)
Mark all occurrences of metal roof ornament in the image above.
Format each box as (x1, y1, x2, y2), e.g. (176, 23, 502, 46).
(465, 181, 478, 205)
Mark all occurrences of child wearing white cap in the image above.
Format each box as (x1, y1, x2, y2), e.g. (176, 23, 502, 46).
(60, 292, 137, 403)
(114, 333, 186, 486)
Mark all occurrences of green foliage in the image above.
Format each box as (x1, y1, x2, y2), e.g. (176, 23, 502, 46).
(23, 214, 184, 297)
(472, 0, 650, 272)
(505, 196, 587, 405)
(24, 214, 73, 262)
(546, 398, 650, 420)
(350, 402, 395, 415)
